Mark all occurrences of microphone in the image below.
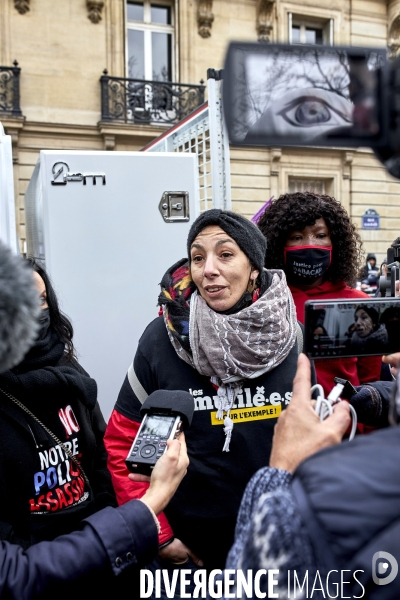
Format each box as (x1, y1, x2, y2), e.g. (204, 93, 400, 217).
(126, 390, 195, 475)
(140, 389, 195, 430)
(0, 241, 40, 372)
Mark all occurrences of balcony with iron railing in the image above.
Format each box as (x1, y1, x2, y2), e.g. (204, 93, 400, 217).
(100, 71, 205, 126)
(0, 62, 22, 117)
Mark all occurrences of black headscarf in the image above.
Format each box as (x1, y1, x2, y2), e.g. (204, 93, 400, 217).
(355, 304, 379, 328)
(186, 209, 268, 290)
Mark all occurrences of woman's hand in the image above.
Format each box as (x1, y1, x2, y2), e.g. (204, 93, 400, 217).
(129, 435, 202, 566)
(382, 353, 400, 378)
(129, 434, 189, 515)
(159, 538, 203, 566)
(270, 354, 350, 473)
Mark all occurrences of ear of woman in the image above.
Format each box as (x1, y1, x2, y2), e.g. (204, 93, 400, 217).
(247, 269, 259, 293)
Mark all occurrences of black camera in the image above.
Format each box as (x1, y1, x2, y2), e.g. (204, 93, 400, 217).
(125, 389, 194, 476)
(222, 42, 400, 180)
(379, 243, 400, 297)
(223, 43, 400, 299)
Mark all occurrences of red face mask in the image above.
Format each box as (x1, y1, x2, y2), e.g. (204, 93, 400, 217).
(284, 245, 332, 284)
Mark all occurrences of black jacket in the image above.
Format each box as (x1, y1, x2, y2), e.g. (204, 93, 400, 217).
(0, 501, 157, 600)
(110, 315, 301, 568)
(293, 423, 400, 598)
(359, 253, 377, 281)
(0, 355, 116, 547)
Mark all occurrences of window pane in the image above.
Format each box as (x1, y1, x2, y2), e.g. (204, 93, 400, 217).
(152, 32, 172, 81)
(292, 25, 300, 44)
(127, 2, 144, 21)
(128, 29, 145, 79)
(151, 5, 171, 24)
(289, 178, 326, 194)
(306, 27, 323, 45)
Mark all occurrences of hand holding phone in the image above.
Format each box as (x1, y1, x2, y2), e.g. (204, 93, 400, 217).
(269, 354, 350, 472)
(382, 352, 400, 377)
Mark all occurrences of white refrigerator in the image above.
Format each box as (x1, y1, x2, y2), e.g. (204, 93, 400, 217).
(25, 150, 198, 419)
(0, 123, 18, 252)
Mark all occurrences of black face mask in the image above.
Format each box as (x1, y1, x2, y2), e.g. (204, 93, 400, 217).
(37, 308, 51, 340)
(284, 245, 332, 285)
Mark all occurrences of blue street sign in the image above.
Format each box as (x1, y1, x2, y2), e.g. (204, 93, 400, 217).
(362, 208, 380, 230)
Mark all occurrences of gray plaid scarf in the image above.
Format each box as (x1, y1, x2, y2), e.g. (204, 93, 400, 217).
(163, 269, 297, 451)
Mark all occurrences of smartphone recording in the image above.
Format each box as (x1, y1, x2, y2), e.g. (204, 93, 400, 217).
(304, 298, 400, 359)
(223, 43, 388, 149)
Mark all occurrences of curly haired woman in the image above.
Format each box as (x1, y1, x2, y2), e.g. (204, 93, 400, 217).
(257, 191, 382, 403)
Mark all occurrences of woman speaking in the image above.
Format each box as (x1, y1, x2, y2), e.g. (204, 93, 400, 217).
(348, 305, 388, 353)
(105, 209, 301, 584)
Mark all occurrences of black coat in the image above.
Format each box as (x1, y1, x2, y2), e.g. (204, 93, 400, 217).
(0, 344, 116, 547)
(293, 423, 400, 598)
(110, 315, 304, 569)
(0, 500, 157, 599)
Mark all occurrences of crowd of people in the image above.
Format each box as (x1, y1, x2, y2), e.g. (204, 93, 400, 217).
(359, 237, 400, 298)
(0, 190, 399, 598)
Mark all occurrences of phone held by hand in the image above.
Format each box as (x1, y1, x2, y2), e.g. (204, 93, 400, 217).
(304, 298, 400, 359)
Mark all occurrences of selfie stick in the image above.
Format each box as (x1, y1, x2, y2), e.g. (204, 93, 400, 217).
(311, 383, 357, 441)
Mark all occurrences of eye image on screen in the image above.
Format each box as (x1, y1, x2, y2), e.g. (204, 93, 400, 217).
(229, 46, 383, 144)
(306, 302, 400, 358)
(142, 415, 175, 437)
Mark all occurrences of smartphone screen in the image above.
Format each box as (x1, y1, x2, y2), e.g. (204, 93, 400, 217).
(223, 42, 388, 149)
(304, 298, 400, 359)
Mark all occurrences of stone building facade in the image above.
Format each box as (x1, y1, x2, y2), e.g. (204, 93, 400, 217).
(1, 0, 400, 263)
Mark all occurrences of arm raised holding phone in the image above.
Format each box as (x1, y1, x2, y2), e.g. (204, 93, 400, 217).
(227, 354, 400, 598)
